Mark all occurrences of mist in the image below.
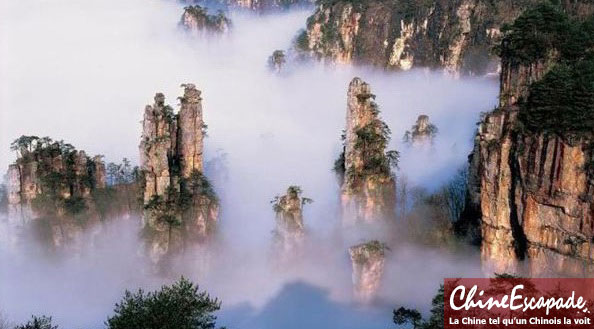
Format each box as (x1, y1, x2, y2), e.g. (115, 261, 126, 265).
(0, 0, 498, 328)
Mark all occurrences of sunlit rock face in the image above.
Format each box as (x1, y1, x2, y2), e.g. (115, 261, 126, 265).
(180, 5, 231, 35)
(296, 0, 546, 75)
(139, 84, 219, 263)
(349, 240, 386, 302)
(271, 186, 310, 261)
(5, 137, 106, 248)
(460, 4, 594, 276)
(403, 114, 437, 147)
(337, 78, 396, 224)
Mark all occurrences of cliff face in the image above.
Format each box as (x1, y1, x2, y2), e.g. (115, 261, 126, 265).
(462, 4, 594, 276)
(180, 6, 231, 35)
(337, 77, 397, 223)
(299, 0, 594, 75)
(271, 186, 311, 259)
(296, 0, 540, 75)
(349, 240, 386, 302)
(139, 84, 219, 263)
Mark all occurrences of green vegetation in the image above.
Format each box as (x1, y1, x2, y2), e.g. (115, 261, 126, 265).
(0, 185, 7, 213)
(351, 240, 389, 263)
(183, 6, 231, 33)
(107, 277, 221, 329)
(186, 170, 218, 204)
(333, 149, 346, 175)
(403, 115, 438, 145)
(393, 307, 422, 329)
(13, 278, 222, 329)
(352, 116, 400, 176)
(268, 50, 287, 72)
(14, 316, 56, 329)
(10, 136, 100, 217)
(498, 2, 570, 65)
(427, 166, 468, 223)
(519, 56, 594, 140)
(392, 284, 444, 329)
(270, 185, 313, 213)
(295, 29, 309, 51)
(106, 158, 139, 186)
(496, 2, 594, 145)
(334, 98, 399, 191)
(360, 240, 389, 255)
(144, 170, 218, 235)
(316, 0, 367, 8)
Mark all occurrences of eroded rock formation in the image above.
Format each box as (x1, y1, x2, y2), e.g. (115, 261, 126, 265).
(180, 5, 231, 35)
(296, 0, 594, 75)
(349, 240, 386, 302)
(271, 186, 311, 259)
(6, 137, 106, 223)
(459, 3, 594, 276)
(335, 77, 397, 223)
(140, 84, 219, 263)
(268, 50, 286, 73)
(403, 114, 437, 146)
(5, 136, 107, 248)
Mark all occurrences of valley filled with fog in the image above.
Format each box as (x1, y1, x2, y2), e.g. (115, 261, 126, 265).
(0, 0, 499, 328)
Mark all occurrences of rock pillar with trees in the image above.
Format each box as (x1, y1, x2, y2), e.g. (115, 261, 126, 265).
(403, 114, 438, 146)
(5, 136, 107, 247)
(139, 84, 219, 263)
(180, 5, 231, 35)
(270, 186, 312, 260)
(349, 240, 387, 302)
(335, 77, 398, 224)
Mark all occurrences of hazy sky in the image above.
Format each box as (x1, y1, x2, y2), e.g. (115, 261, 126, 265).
(0, 0, 499, 328)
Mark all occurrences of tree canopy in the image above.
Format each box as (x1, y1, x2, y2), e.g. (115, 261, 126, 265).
(106, 277, 222, 329)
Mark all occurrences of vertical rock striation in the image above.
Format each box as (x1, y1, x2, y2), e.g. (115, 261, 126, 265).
(139, 84, 219, 262)
(349, 240, 386, 302)
(296, 0, 533, 75)
(336, 77, 397, 223)
(460, 3, 594, 276)
(296, 0, 593, 75)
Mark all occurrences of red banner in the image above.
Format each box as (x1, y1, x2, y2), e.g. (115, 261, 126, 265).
(444, 278, 594, 329)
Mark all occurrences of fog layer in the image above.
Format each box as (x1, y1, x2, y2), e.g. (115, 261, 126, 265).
(0, 0, 497, 328)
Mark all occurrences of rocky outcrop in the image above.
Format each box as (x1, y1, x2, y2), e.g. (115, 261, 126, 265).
(296, 0, 594, 75)
(460, 3, 594, 276)
(271, 186, 311, 259)
(6, 136, 106, 224)
(139, 84, 219, 263)
(4, 137, 107, 249)
(349, 240, 386, 302)
(336, 78, 397, 224)
(268, 50, 286, 73)
(403, 114, 437, 146)
(180, 5, 231, 35)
